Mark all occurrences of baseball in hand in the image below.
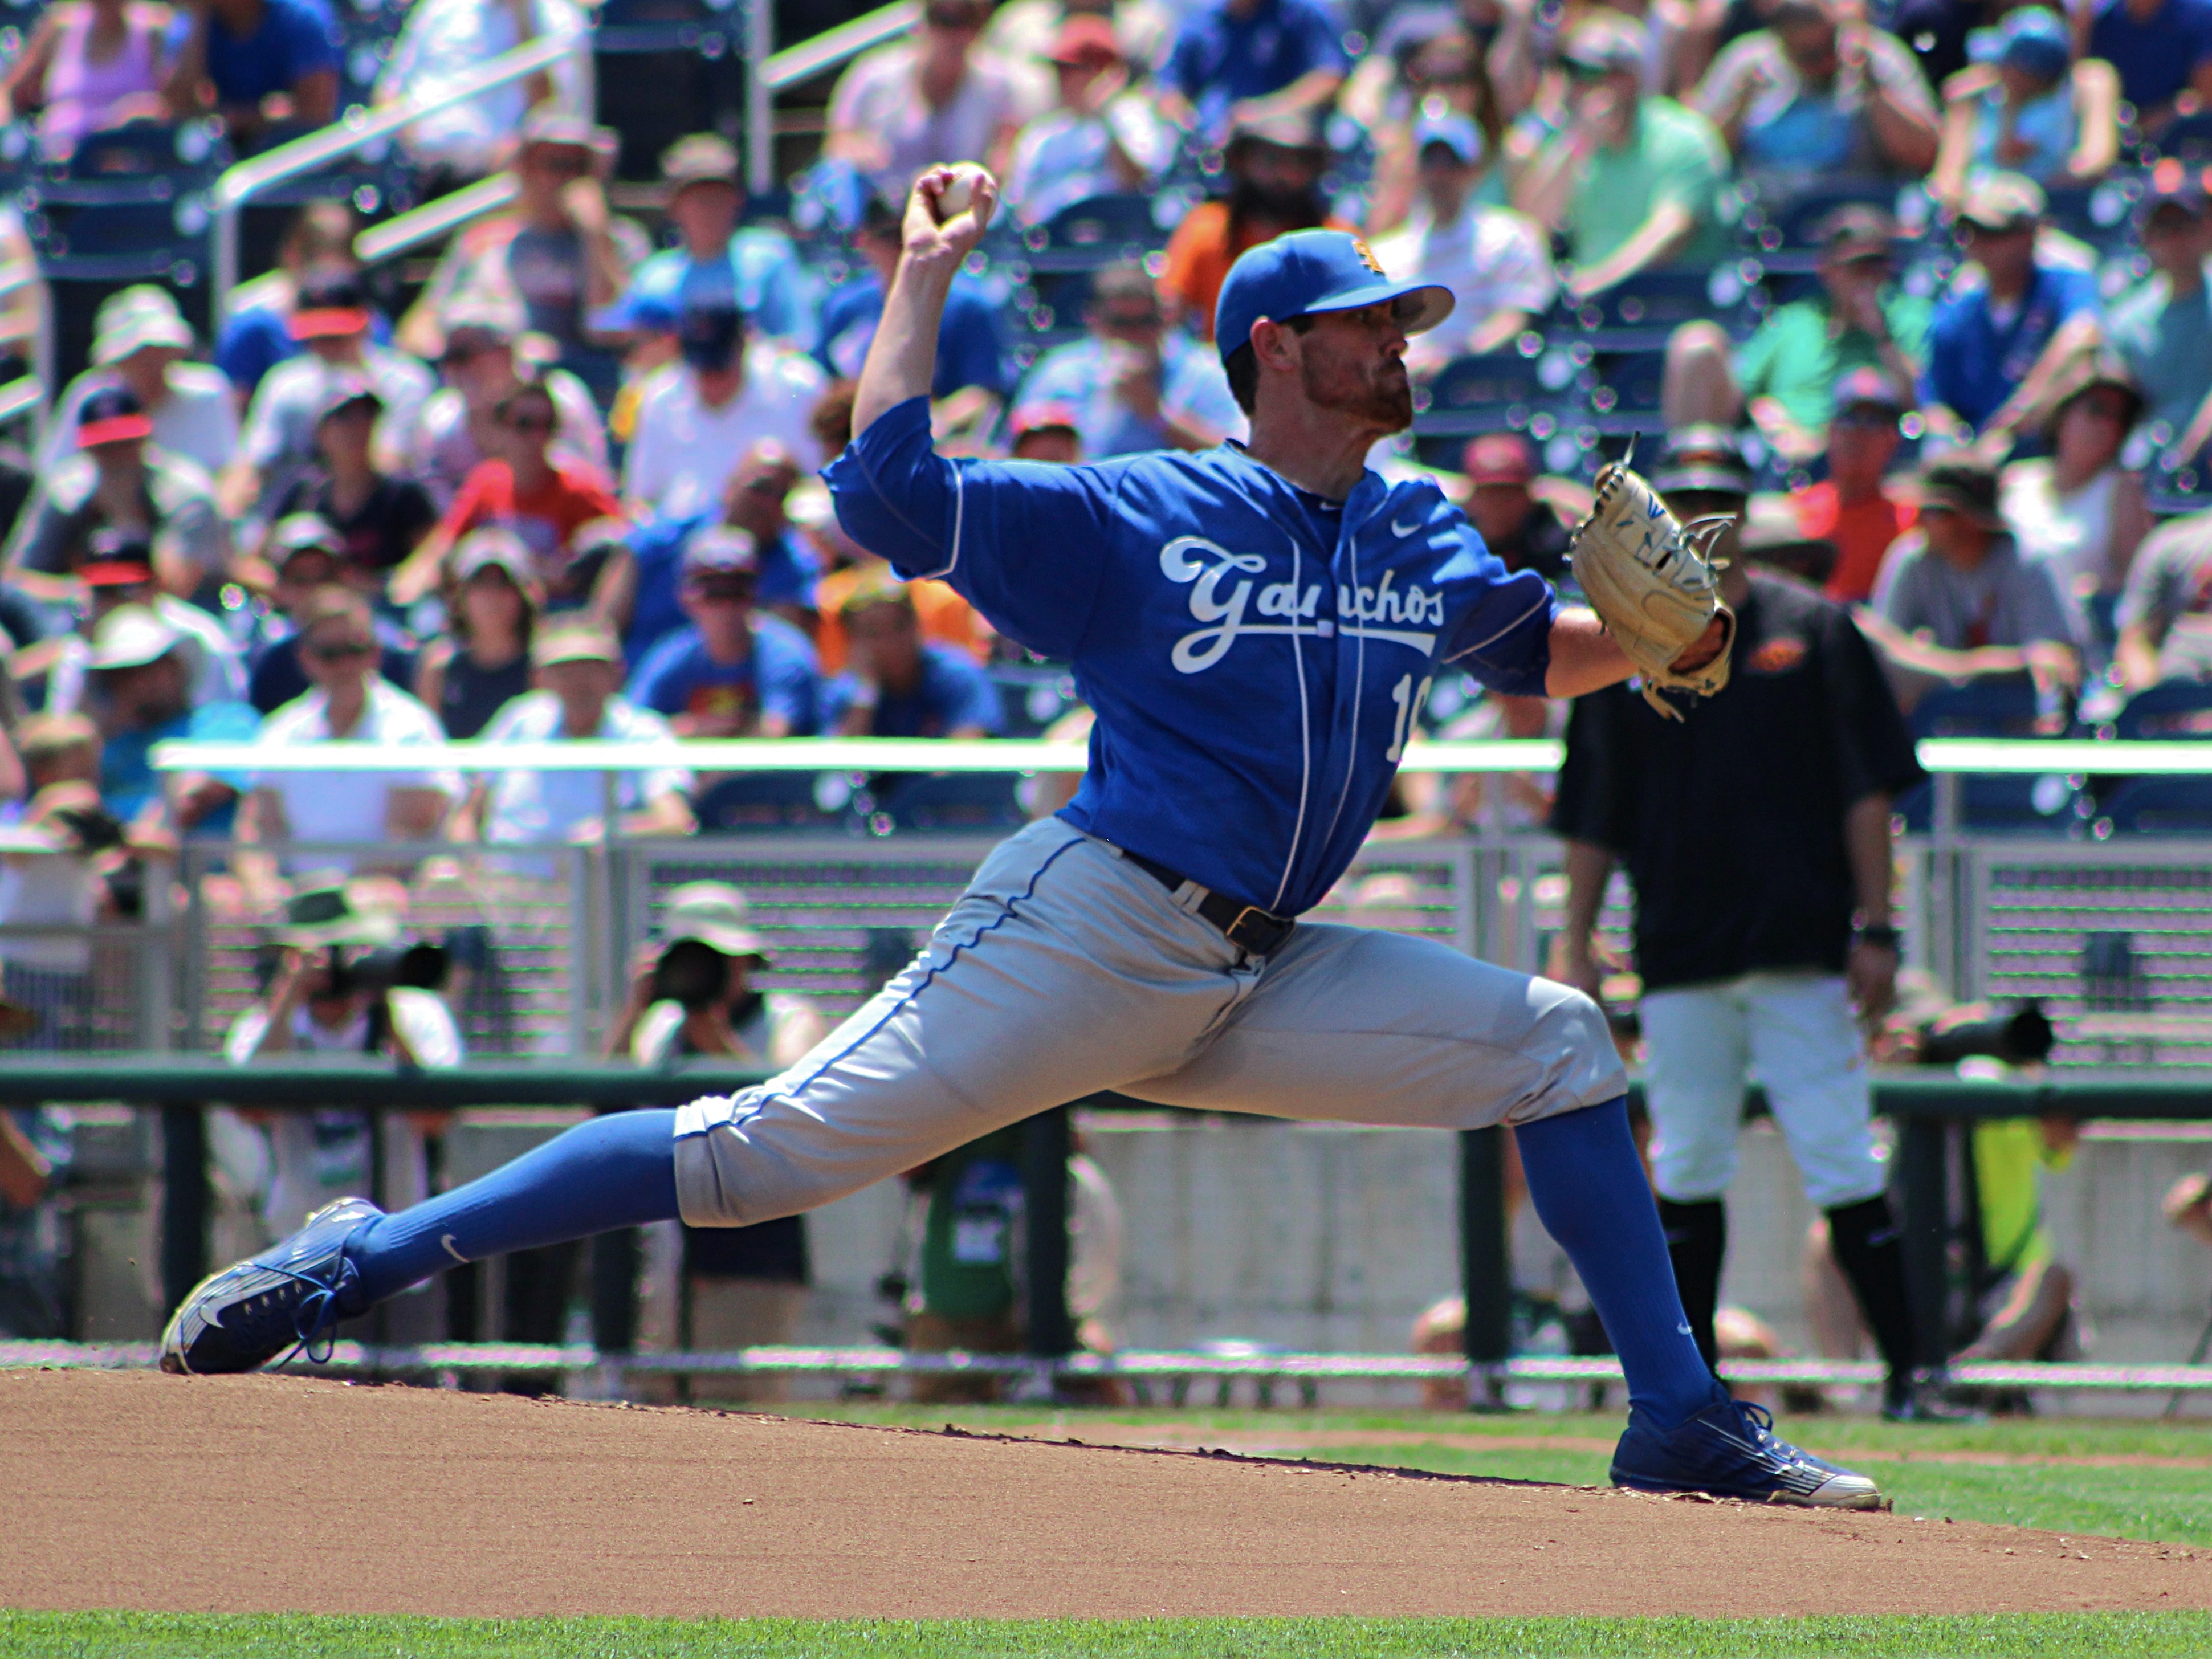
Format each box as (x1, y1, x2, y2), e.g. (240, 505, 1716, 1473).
(928, 162, 993, 224)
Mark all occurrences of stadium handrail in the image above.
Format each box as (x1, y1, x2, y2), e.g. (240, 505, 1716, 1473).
(354, 174, 519, 267)
(147, 736, 2212, 776)
(749, 0, 919, 191)
(210, 32, 577, 329)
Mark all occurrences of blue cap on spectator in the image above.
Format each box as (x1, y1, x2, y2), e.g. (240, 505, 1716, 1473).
(1412, 110, 1484, 166)
(1215, 230, 1455, 364)
(1969, 7, 2071, 84)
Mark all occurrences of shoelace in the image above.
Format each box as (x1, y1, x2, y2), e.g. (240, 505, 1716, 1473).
(255, 1259, 348, 1368)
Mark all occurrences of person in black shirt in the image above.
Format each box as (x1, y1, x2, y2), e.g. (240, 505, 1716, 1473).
(245, 515, 417, 715)
(1461, 432, 1573, 584)
(272, 376, 438, 589)
(1550, 490, 1955, 1421)
(412, 529, 539, 740)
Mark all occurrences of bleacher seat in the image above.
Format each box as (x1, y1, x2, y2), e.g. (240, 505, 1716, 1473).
(988, 663, 1081, 739)
(1737, 176, 1900, 273)
(2044, 174, 2146, 255)
(1557, 268, 1737, 351)
(694, 771, 849, 833)
(867, 771, 1026, 833)
(1410, 345, 1574, 470)
(20, 121, 226, 283)
(1896, 679, 2084, 835)
(2092, 682, 2212, 833)
(1576, 347, 1667, 438)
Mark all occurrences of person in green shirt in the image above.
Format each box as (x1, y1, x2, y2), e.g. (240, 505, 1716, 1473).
(1954, 1114, 2081, 1367)
(1514, 10, 1732, 299)
(1662, 205, 1930, 464)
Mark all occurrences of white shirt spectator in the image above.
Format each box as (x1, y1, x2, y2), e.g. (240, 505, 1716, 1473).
(39, 364, 239, 478)
(1367, 205, 1555, 358)
(478, 688, 692, 844)
(377, 0, 596, 180)
(621, 349, 826, 522)
(252, 679, 461, 857)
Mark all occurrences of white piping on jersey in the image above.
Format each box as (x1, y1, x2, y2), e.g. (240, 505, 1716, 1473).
(1317, 514, 1369, 858)
(1443, 591, 1552, 665)
(916, 463, 966, 582)
(1272, 528, 1311, 916)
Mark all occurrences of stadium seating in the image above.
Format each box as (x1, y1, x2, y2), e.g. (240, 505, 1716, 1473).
(2091, 682, 2212, 834)
(694, 770, 853, 834)
(1897, 680, 2085, 835)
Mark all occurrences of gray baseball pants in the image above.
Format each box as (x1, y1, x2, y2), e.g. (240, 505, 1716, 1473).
(673, 821, 1627, 1227)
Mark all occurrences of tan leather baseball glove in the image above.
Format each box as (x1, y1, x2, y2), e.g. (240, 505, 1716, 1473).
(1569, 458, 1737, 720)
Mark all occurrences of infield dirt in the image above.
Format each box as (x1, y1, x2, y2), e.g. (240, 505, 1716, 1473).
(7, 1369, 2211, 1620)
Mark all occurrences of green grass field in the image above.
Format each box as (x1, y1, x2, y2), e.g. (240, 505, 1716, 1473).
(14, 1405, 2212, 1657)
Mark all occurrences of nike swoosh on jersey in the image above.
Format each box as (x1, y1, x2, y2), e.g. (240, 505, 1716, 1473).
(1391, 516, 1422, 537)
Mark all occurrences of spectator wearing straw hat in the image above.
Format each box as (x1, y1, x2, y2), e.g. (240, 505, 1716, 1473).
(612, 882, 828, 1404)
(40, 287, 237, 479)
(824, 578, 1004, 740)
(626, 528, 821, 739)
(5, 386, 230, 604)
(399, 287, 608, 511)
(612, 133, 816, 353)
(77, 602, 257, 830)
(17, 531, 246, 722)
(452, 617, 694, 847)
(228, 267, 435, 523)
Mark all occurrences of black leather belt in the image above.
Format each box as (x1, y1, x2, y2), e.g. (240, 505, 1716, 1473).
(1123, 850, 1296, 955)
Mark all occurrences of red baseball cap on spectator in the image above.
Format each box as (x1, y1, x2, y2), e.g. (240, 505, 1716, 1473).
(1048, 15, 1121, 63)
(290, 269, 374, 341)
(76, 385, 154, 448)
(1011, 400, 1082, 438)
(80, 529, 155, 586)
(1463, 432, 1534, 486)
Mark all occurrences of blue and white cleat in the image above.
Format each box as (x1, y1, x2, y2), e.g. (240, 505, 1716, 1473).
(1610, 1394, 1887, 1510)
(160, 1196, 382, 1375)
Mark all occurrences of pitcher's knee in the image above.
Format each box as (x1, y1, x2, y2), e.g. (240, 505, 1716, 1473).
(1522, 984, 1630, 1111)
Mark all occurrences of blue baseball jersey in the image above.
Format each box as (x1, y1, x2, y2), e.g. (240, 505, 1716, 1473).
(826, 397, 1557, 916)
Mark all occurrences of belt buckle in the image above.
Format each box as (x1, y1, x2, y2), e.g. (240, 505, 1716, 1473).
(1223, 904, 1290, 953)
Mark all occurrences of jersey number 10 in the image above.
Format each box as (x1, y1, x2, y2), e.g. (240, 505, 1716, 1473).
(1386, 673, 1434, 764)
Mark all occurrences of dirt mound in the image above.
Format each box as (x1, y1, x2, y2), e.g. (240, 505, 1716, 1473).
(6, 1369, 2208, 1619)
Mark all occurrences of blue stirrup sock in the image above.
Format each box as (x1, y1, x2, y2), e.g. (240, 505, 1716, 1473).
(346, 1108, 682, 1307)
(1514, 1095, 1724, 1429)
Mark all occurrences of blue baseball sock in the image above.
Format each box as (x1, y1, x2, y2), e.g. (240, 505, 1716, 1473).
(1514, 1097, 1723, 1429)
(346, 1108, 682, 1307)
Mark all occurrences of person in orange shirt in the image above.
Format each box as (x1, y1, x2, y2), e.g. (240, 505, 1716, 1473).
(1158, 110, 1349, 341)
(802, 495, 986, 677)
(1793, 368, 1917, 605)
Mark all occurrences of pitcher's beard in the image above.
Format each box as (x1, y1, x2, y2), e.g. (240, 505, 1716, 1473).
(1303, 357, 1414, 433)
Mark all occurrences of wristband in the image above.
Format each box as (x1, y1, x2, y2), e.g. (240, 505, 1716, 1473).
(1856, 924, 1901, 950)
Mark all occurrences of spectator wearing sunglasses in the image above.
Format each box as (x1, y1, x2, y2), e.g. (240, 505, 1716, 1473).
(1664, 206, 1930, 466)
(626, 528, 821, 739)
(242, 514, 418, 716)
(625, 299, 825, 524)
(394, 373, 625, 615)
(824, 0, 1037, 202)
(235, 586, 460, 912)
(400, 287, 607, 509)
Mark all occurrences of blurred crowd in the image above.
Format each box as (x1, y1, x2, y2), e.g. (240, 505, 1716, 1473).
(0, 0, 2204, 951)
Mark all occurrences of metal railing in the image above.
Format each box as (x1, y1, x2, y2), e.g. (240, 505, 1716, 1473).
(750, 0, 918, 192)
(210, 33, 577, 329)
(354, 174, 519, 267)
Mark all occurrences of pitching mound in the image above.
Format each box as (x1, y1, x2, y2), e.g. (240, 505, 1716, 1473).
(6, 1370, 2208, 1620)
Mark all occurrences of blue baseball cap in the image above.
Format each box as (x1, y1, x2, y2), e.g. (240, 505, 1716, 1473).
(1214, 229, 1455, 364)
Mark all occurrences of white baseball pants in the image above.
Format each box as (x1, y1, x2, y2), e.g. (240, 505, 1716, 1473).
(674, 821, 1627, 1227)
(1639, 971, 1888, 1211)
